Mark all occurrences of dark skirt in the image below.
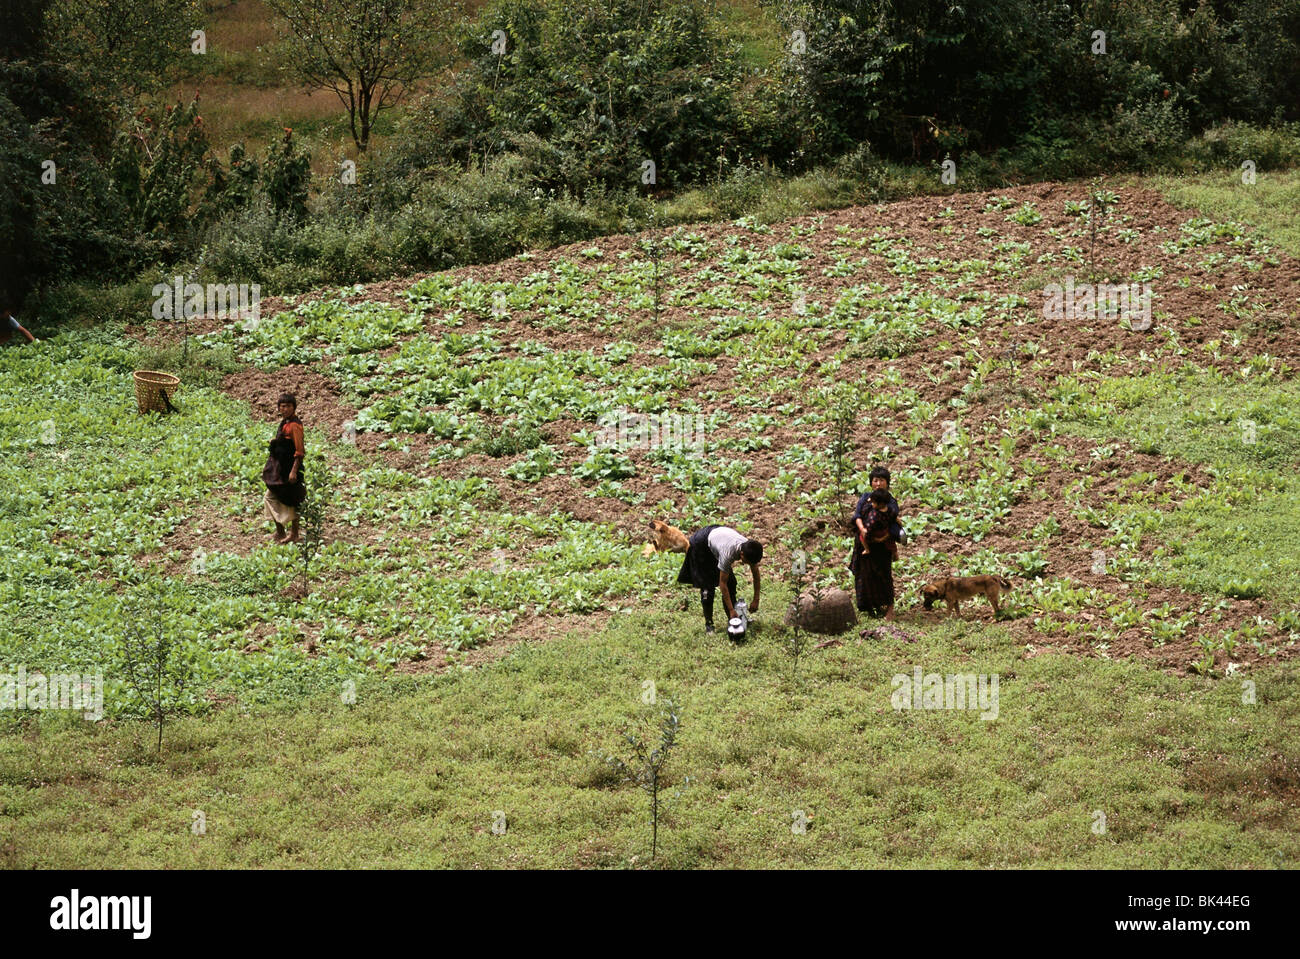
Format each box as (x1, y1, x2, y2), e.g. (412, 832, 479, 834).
(267, 481, 306, 508)
(853, 539, 894, 615)
(265, 434, 306, 506)
(678, 525, 738, 623)
(678, 525, 723, 588)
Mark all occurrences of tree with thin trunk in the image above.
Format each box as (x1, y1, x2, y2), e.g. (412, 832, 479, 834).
(120, 584, 196, 754)
(264, 0, 466, 152)
(597, 699, 684, 862)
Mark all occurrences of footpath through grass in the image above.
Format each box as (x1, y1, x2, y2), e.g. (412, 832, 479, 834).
(3, 592, 1296, 869)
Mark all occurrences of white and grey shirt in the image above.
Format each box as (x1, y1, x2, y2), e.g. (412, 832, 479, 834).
(707, 526, 749, 574)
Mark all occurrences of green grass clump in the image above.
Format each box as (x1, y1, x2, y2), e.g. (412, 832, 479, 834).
(1147, 169, 1300, 257)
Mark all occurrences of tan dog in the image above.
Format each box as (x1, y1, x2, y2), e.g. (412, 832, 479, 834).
(921, 575, 1013, 617)
(641, 520, 690, 558)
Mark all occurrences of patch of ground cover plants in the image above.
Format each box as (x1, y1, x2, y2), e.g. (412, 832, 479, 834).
(0, 327, 659, 719)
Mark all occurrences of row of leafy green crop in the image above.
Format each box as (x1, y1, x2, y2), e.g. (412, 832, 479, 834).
(203, 201, 1282, 425)
(0, 329, 346, 713)
(1039, 367, 1300, 611)
(791, 366, 1300, 667)
(188, 200, 1299, 674)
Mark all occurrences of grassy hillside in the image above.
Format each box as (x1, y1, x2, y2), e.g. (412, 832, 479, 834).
(6, 614, 1296, 868)
(1145, 170, 1300, 257)
(2, 174, 1298, 867)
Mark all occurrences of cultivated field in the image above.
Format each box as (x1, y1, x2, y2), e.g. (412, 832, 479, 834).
(2, 174, 1297, 868)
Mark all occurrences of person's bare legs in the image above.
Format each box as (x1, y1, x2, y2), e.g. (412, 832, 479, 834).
(285, 517, 300, 543)
(273, 522, 287, 544)
(884, 604, 895, 621)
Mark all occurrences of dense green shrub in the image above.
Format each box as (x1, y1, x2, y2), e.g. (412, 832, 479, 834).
(109, 97, 214, 246)
(1100, 95, 1191, 171)
(0, 54, 146, 305)
(759, 0, 1300, 170)
(408, 0, 752, 197)
(205, 143, 262, 219)
(9, 0, 1300, 310)
(262, 129, 311, 221)
(1185, 120, 1300, 172)
(202, 151, 644, 293)
(132, 338, 241, 390)
(25, 279, 157, 331)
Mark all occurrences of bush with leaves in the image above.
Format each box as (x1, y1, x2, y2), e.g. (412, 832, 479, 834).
(416, 0, 751, 198)
(44, 0, 201, 99)
(595, 698, 685, 861)
(109, 97, 214, 250)
(118, 583, 198, 753)
(0, 51, 138, 302)
(473, 420, 543, 457)
(263, 128, 312, 221)
(205, 143, 262, 218)
(761, 0, 1300, 168)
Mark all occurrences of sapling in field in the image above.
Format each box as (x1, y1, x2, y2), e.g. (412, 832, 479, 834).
(296, 455, 330, 594)
(821, 382, 859, 512)
(1087, 180, 1118, 281)
(297, 487, 326, 594)
(640, 208, 670, 330)
(785, 540, 812, 680)
(119, 585, 196, 753)
(596, 698, 685, 862)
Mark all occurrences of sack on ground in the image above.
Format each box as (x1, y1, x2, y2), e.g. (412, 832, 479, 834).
(784, 587, 858, 635)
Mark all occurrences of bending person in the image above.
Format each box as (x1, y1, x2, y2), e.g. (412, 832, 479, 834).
(676, 524, 762, 633)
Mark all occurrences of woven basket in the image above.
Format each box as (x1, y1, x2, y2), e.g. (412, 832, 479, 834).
(133, 370, 181, 414)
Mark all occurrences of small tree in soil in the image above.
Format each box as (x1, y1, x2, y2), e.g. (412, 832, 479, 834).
(597, 698, 684, 862)
(785, 539, 813, 681)
(822, 382, 859, 515)
(296, 493, 325, 593)
(640, 208, 669, 330)
(651, 235, 664, 329)
(1087, 179, 1118, 282)
(120, 585, 195, 754)
(296, 461, 329, 594)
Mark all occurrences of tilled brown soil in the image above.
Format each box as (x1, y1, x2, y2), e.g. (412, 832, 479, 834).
(208, 179, 1300, 675)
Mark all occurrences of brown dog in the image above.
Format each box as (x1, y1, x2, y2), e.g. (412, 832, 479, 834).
(642, 520, 690, 557)
(921, 575, 1013, 617)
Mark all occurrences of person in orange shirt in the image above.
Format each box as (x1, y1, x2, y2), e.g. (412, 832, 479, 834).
(263, 393, 306, 543)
